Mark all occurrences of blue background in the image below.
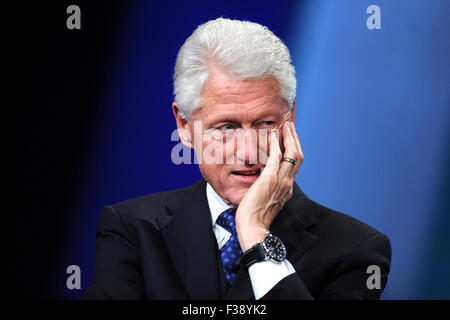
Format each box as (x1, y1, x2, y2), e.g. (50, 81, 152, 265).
(61, 0, 450, 299)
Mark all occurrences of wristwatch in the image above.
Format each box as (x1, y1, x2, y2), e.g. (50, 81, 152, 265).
(238, 231, 287, 270)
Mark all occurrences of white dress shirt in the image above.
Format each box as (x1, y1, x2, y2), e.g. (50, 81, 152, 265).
(206, 183, 296, 299)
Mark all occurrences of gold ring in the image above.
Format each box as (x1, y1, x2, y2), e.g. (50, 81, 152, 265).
(282, 157, 296, 166)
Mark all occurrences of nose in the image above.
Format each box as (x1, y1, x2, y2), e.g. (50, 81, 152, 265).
(235, 128, 259, 165)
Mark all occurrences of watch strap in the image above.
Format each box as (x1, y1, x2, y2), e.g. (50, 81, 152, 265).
(238, 242, 266, 270)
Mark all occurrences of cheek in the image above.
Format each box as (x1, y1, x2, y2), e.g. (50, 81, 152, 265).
(198, 163, 219, 178)
(198, 139, 229, 164)
(196, 141, 227, 177)
(198, 136, 237, 165)
(224, 140, 236, 163)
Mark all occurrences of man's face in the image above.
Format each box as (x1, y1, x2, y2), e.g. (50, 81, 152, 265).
(174, 71, 295, 206)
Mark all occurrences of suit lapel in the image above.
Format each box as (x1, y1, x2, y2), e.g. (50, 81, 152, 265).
(155, 179, 223, 299)
(225, 183, 319, 300)
(271, 183, 319, 263)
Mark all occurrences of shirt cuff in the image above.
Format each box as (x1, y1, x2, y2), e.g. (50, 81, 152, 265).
(247, 259, 296, 300)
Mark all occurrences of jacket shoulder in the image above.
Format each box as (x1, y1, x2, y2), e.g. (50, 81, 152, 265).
(110, 182, 198, 221)
(310, 200, 389, 246)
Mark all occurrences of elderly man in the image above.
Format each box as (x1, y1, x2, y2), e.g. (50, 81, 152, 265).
(82, 18, 391, 300)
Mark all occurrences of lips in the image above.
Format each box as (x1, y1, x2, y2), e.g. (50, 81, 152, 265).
(231, 168, 261, 176)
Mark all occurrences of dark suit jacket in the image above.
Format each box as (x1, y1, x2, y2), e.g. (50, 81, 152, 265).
(82, 179, 391, 300)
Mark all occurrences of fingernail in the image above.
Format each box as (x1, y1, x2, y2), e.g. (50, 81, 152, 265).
(286, 122, 291, 129)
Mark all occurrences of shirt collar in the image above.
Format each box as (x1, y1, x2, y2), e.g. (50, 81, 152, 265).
(206, 183, 231, 227)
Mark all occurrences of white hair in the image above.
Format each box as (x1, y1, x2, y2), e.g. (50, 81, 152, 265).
(173, 17, 296, 119)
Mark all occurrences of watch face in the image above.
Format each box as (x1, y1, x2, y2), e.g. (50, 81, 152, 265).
(263, 233, 287, 262)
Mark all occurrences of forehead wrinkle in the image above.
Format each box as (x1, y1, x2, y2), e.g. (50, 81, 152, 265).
(194, 71, 287, 124)
(205, 86, 282, 114)
(209, 80, 279, 105)
(201, 68, 280, 101)
(202, 101, 287, 126)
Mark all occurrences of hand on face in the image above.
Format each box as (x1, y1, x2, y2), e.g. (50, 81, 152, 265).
(235, 121, 304, 251)
(173, 73, 303, 245)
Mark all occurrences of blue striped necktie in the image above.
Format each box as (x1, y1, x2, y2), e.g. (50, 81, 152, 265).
(217, 208, 243, 283)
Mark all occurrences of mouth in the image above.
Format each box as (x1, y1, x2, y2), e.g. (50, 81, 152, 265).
(231, 168, 262, 176)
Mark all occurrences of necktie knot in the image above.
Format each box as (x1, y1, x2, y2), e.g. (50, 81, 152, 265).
(217, 208, 236, 233)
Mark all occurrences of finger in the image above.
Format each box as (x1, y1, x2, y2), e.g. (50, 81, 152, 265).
(263, 130, 281, 175)
(279, 122, 298, 178)
(289, 121, 304, 176)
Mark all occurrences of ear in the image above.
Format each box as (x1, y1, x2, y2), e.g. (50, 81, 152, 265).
(290, 97, 296, 122)
(172, 102, 194, 148)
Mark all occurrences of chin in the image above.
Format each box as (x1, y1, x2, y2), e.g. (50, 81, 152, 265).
(224, 187, 249, 206)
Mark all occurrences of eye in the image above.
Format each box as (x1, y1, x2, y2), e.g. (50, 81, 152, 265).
(259, 121, 276, 128)
(218, 123, 235, 131)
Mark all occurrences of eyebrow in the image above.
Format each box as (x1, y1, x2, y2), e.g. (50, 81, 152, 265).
(209, 118, 241, 127)
(209, 114, 283, 128)
(204, 103, 287, 125)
